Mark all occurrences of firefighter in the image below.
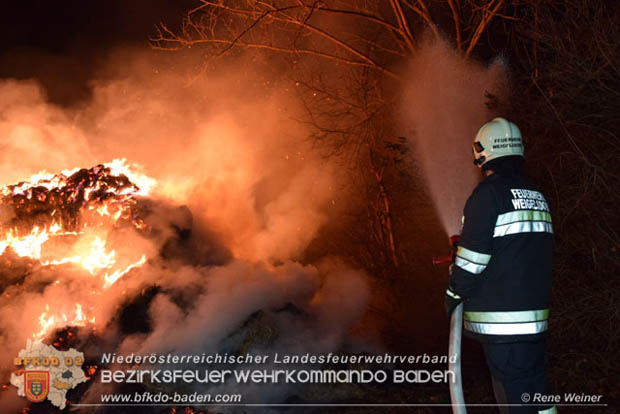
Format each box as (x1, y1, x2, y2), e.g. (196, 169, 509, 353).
(445, 118, 556, 414)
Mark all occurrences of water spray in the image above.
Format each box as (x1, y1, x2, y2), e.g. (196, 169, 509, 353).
(434, 234, 466, 414)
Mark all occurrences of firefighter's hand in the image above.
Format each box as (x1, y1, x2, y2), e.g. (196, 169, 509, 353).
(444, 290, 462, 317)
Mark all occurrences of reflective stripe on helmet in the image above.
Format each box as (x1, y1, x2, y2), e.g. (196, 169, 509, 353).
(464, 320, 548, 335)
(454, 256, 487, 274)
(464, 309, 549, 323)
(494, 221, 553, 237)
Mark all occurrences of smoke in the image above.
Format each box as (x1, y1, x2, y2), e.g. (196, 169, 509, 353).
(400, 38, 508, 235)
(0, 48, 369, 408)
(0, 79, 95, 183)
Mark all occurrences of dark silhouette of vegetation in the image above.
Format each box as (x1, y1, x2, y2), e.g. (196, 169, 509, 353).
(509, 1, 620, 405)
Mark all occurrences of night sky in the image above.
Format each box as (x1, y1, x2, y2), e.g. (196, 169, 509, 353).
(0, 0, 195, 105)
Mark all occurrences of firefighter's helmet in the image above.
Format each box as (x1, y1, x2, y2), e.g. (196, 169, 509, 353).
(473, 117, 524, 167)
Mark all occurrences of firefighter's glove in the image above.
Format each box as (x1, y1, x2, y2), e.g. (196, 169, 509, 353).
(444, 289, 462, 317)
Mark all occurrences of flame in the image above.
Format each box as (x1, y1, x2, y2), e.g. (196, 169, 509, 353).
(0, 226, 49, 258)
(81, 237, 116, 275)
(103, 254, 147, 289)
(1, 160, 155, 340)
(105, 158, 156, 197)
(33, 303, 95, 340)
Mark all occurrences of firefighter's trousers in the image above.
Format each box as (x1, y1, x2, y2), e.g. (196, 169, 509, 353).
(482, 339, 556, 414)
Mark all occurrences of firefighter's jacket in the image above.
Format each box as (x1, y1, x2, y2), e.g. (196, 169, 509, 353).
(447, 172, 553, 342)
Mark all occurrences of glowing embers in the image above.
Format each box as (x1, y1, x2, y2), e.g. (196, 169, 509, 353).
(0, 158, 152, 233)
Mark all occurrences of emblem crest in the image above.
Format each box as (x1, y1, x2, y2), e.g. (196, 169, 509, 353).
(25, 371, 49, 403)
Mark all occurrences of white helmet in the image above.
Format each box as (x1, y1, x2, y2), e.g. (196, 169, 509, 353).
(473, 117, 524, 167)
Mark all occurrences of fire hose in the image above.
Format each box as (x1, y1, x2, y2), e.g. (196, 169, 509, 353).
(434, 235, 467, 414)
(449, 303, 466, 414)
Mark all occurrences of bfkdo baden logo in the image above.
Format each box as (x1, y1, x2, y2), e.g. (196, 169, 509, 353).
(11, 340, 87, 409)
(24, 371, 50, 403)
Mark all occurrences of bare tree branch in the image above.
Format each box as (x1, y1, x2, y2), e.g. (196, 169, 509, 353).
(152, 1, 404, 79)
(154, 0, 520, 81)
(388, 0, 417, 52)
(447, 0, 462, 54)
(465, 0, 505, 57)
